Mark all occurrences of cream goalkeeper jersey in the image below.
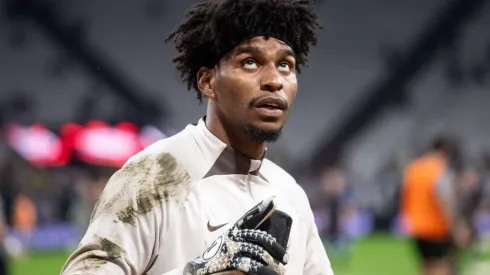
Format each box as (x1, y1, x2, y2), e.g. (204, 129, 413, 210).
(61, 118, 334, 275)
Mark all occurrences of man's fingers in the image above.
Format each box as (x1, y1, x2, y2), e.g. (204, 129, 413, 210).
(230, 257, 283, 275)
(237, 242, 285, 271)
(233, 229, 288, 265)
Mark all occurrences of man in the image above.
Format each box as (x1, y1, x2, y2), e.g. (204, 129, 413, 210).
(400, 136, 463, 275)
(320, 168, 347, 247)
(61, 0, 332, 274)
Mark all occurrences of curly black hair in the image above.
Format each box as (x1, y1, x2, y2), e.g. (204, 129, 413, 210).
(166, 0, 322, 103)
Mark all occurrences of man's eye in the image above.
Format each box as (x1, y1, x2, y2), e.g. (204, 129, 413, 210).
(278, 62, 291, 72)
(242, 59, 258, 69)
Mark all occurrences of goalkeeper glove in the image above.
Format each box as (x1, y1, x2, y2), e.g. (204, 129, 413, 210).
(184, 196, 289, 275)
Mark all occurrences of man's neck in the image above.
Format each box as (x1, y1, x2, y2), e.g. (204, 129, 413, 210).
(204, 113, 266, 160)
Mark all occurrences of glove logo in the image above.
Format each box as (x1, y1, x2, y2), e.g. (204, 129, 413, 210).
(202, 236, 223, 261)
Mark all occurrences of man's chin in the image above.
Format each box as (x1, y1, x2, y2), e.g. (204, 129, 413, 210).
(244, 123, 283, 143)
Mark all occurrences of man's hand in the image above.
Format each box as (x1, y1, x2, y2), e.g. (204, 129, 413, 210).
(184, 197, 289, 275)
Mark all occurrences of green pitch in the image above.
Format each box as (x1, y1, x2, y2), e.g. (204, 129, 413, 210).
(10, 234, 483, 275)
(328, 234, 418, 275)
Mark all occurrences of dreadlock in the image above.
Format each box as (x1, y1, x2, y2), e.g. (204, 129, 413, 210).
(166, 0, 322, 103)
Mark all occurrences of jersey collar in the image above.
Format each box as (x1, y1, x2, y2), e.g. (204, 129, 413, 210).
(195, 117, 266, 178)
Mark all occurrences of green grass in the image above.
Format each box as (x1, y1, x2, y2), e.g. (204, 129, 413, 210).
(4, 234, 425, 275)
(10, 250, 71, 275)
(332, 234, 418, 275)
(12, 234, 490, 274)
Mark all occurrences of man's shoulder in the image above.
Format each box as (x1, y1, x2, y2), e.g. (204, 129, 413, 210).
(124, 126, 204, 178)
(92, 130, 196, 225)
(131, 129, 191, 161)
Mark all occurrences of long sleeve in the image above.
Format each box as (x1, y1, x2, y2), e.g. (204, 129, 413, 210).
(61, 152, 192, 275)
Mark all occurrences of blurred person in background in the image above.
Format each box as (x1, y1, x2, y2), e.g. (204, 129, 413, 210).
(400, 136, 467, 275)
(478, 153, 490, 214)
(454, 165, 483, 244)
(456, 158, 490, 274)
(320, 167, 351, 251)
(12, 192, 37, 257)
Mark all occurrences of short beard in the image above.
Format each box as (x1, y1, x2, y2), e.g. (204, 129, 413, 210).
(244, 123, 283, 143)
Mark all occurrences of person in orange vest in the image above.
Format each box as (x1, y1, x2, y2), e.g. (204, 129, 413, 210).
(13, 193, 37, 235)
(12, 192, 37, 258)
(400, 136, 469, 275)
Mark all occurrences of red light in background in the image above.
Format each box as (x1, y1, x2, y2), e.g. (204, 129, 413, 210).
(73, 121, 143, 167)
(4, 121, 168, 168)
(4, 123, 70, 167)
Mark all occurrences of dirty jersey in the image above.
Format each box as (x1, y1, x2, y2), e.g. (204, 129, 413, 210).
(61, 118, 334, 275)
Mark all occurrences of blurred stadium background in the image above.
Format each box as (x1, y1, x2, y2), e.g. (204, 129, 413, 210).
(1, 0, 490, 274)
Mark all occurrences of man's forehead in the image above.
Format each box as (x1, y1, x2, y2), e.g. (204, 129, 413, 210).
(233, 36, 293, 53)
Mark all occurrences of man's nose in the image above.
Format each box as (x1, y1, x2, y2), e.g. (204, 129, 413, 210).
(260, 66, 284, 93)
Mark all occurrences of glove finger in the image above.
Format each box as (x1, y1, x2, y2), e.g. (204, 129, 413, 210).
(233, 229, 288, 265)
(238, 242, 285, 273)
(230, 257, 284, 275)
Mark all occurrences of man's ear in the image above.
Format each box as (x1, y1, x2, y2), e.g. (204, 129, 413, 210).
(197, 67, 216, 99)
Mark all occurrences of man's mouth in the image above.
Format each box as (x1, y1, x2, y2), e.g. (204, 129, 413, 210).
(254, 97, 287, 111)
(253, 96, 287, 118)
(257, 103, 282, 110)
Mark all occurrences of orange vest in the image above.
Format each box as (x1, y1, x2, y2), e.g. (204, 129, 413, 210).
(400, 153, 450, 240)
(13, 194, 37, 233)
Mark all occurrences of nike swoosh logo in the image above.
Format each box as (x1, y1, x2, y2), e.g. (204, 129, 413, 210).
(207, 221, 228, 232)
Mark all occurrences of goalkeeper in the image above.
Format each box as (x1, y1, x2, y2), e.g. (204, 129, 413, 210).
(61, 0, 332, 274)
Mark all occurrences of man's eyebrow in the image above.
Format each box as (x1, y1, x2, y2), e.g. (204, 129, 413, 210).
(277, 48, 295, 59)
(235, 46, 295, 59)
(235, 46, 264, 56)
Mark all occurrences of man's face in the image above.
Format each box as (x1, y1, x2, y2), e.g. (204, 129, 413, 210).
(209, 36, 298, 142)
